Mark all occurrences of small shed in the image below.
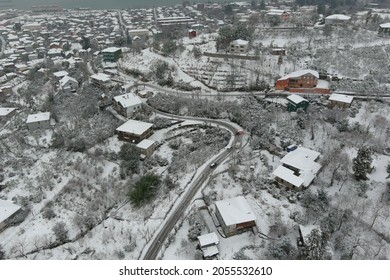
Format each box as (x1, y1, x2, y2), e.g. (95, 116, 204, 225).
(328, 93, 354, 109)
(136, 139, 157, 157)
(0, 108, 17, 119)
(26, 112, 51, 130)
(286, 94, 309, 112)
(379, 23, 390, 35)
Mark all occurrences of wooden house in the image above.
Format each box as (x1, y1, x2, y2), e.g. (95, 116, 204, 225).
(276, 70, 319, 91)
(286, 94, 309, 112)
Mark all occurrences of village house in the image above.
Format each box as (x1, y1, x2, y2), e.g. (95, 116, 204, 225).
(379, 23, 390, 35)
(328, 93, 354, 109)
(266, 9, 290, 21)
(276, 69, 318, 90)
(136, 139, 157, 158)
(273, 146, 322, 191)
(53, 70, 69, 80)
(276, 69, 330, 94)
(26, 112, 51, 130)
(0, 199, 22, 232)
(197, 232, 219, 259)
(101, 47, 122, 62)
(115, 119, 153, 143)
(112, 93, 143, 118)
(90, 73, 111, 87)
(286, 94, 309, 112)
(215, 196, 257, 237)
(0, 85, 13, 95)
(325, 14, 351, 25)
(228, 39, 249, 54)
(59, 76, 78, 92)
(0, 108, 17, 123)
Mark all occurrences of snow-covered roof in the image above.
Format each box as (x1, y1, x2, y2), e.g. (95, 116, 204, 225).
(102, 47, 121, 53)
(91, 73, 111, 82)
(267, 9, 287, 15)
(280, 147, 322, 187)
(201, 245, 219, 258)
(116, 119, 153, 135)
(329, 93, 354, 104)
(325, 14, 351, 21)
(215, 196, 256, 227)
(380, 23, 390, 29)
(53, 70, 69, 78)
(279, 69, 319, 81)
(0, 107, 16, 117)
(0, 200, 21, 224)
(26, 112, 50, 124)
(59, 75, 78, 87)
(273, 165, 304, 188)
(136, 139, 156, 150)
(231, 39, 249, 46)
(287, 94, 308, 105)
(113, 93, 142, 108)
(197, 232, 219, 247)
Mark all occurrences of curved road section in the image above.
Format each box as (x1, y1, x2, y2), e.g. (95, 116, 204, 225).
(141, 108, 242, 260)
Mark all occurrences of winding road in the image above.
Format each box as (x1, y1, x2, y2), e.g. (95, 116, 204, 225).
(139, 104, 242, 260)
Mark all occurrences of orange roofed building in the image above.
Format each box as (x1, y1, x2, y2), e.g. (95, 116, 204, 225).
(276, 69, 330, 94)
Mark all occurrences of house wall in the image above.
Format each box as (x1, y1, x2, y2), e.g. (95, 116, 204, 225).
(117, 128, 153, 143)
(330, 100, 351, 109)
(103, 50, 122, 62)
(27, 119, 50, 130)
(138, 144, 156, 157)
(229, 43, 248, 54)
(275, 176, 303, 191)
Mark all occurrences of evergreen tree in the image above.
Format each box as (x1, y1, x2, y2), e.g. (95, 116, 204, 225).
(298, 229, 331, 260)
(352, 146, 373, 180)
(259, 0, 266, 10)
(386, 162, 390, 178)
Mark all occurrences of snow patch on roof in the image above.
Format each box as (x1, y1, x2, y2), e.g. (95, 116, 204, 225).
(215, 196, 256, 227)
(116, 119, 153, 135)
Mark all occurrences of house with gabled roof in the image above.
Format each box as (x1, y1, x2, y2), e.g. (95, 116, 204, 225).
(229, 39, 249, 54)
(59, 76, 78, 92)
(273, 146, 322, 191)
(276, 69, 330, 94)
(112, 93, 143, 118)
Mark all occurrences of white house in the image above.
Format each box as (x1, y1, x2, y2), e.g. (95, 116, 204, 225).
(229, 39, 249, 54)
(325, 14, 351, 25)
(59, 76, 78, 92)
(0, 199, 22, 232)
(273, 147, 322, 190)
(90, 73, 111, 87)
(215, 196, 257, 237)
(26, 112, 51, 130)
(112, 93, 143, 118)
(328, 93, 354, 108)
